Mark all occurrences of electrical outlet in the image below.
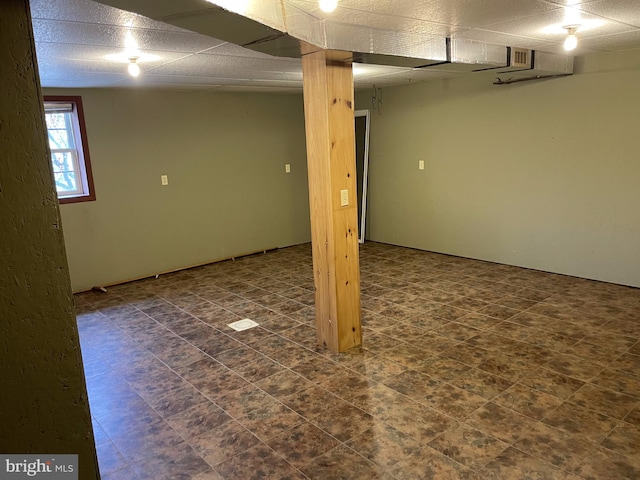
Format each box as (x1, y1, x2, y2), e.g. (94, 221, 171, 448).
(285, 164, 291, 173)
(340, 189, 349, 206)
(418, 160, 425, 170)
(161, 175, 169, 185)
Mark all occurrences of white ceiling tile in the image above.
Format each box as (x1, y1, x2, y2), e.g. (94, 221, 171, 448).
(119, 74, 240, 87)
(246, 71, 303, 81)
(245, 78, 303, 87)
(578, 0, 640, 28)
(38, 69, 129, 87)
(35, 42, 191, 80)
(480, 8, 634, 41)
(138, 85, 224, 92)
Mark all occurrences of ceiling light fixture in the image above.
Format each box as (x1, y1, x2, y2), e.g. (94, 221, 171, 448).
(319, 0, 337, 13)
(127, 57, 140, 77)
(563, 25, 580, 51)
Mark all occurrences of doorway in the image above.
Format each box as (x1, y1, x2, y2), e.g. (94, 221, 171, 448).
(354, 109, 370, 243)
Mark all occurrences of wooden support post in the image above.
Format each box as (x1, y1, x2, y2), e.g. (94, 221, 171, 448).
(300, 43, 362, 352)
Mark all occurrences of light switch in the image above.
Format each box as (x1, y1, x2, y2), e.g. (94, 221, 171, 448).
(340, 189, 349, 206)
(418, 160, 425, 170)
(161, 175, 169, 185)
(285, 164, 291, 173)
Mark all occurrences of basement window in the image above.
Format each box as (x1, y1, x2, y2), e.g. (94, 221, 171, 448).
(43, 96, 95, 203)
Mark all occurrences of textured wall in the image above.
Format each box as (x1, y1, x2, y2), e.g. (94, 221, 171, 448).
(0, 1, 99, 477)
(45, 88, 311, 292)
(357, 49, 640, 288)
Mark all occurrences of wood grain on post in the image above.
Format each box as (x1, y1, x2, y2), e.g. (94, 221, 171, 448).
(300, 42, 362, 352)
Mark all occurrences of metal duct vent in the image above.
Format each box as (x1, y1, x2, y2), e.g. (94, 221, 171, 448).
(494, 51, 574, 85)
(512, 48, 530, 69)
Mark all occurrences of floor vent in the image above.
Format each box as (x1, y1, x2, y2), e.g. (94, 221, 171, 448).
(227, 318, 260, 331)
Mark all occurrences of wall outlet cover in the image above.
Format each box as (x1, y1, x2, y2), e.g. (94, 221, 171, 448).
(340, 189, 349, 206)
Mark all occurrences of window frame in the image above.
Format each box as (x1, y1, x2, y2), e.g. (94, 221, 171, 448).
(43, 95, 96, 204)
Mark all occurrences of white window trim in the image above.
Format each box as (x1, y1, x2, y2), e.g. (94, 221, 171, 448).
(43, 96, 96, 204)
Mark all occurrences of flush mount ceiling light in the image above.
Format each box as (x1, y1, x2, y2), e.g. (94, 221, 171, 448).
(563, 25, 580, 51)
(105, 28, 158, 77)
(105, 51, 159, 71)
(105, 51, 159, 76)
(319, 0, 338, 13)
(127, 57, 140, 77)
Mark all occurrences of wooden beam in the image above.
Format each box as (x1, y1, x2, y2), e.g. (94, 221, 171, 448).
(300, 43, 362, 352)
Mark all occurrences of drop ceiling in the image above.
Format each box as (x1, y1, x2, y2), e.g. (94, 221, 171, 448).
(32, 0, 640, 93)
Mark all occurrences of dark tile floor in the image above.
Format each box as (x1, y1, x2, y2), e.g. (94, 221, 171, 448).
(75, 242, 640, 480)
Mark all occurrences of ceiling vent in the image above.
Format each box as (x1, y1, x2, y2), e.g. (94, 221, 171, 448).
(511, 48, 530, 69)
(494, 50, 574, 84)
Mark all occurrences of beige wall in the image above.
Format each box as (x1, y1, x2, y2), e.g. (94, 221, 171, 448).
(358, 49, 640, 288)
(46, 88, 311, 292)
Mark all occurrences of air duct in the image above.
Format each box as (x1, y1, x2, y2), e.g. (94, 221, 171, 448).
(416, 38, 510, 72)
(95, 0, 449, 67)
(95, 0, 572, 81)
